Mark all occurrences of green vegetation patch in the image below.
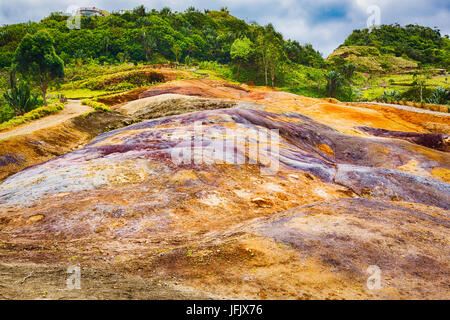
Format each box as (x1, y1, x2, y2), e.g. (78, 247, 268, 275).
(328, 46, 418, 73)
(51, 89, 113, 99)
(341, 24, 449, 69)
(81, 99, 111, 112)
(62, 69, 166, 92)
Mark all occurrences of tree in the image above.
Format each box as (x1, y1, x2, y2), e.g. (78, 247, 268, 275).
(102, 35, 110, 56)
(253, 24, 287, 87)
(160, 7, 172, 16)
(14, 30, 64, 106)
(139, 30, 156, 61)
(171, 43, 182, 63)
(266, 41, 284, 88)
(255, 28, 269, 86)
(133, 5, 146, 17)
(264, 25, 286, 88)
(412, 69, 433, 104)
(325, 71, 344, 97)
(341, 64, 356, 83)
(230, 37, 253, 79)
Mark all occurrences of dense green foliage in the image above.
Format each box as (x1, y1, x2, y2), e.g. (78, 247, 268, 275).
(14, 30, 64, 105)
(3, 71, 43, 116)
(343, 24, 449, 68)
(325, 71, 344, 97)
(378, 86, 450, 105)
(230, 37, 253, 78)
(0, 8, 323, 70)
(427, 86, 449, 105)
(380, 90, 401, 103)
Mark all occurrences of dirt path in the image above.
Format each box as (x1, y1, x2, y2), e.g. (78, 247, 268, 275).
(357, 101, 450, 117)
(0, 100, 93, 140)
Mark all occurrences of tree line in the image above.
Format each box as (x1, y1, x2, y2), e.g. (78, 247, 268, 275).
(0, 7, 324, 76)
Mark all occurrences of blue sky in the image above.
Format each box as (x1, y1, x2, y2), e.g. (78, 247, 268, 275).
(1, 0, 449, 56)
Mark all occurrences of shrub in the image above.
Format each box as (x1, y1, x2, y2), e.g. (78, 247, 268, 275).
(401, 86, 434, 103)
(2, 72, 43, 116)
(380, 90, 401, 103)
(81, 99, 111, 112)
(426, 86, 449, 105)
(197, 61, 234, 80)
(0, 104, 14, 123)
(80, 70, 165, 91)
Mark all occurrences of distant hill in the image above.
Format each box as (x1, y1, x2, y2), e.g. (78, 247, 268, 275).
(328, 24, 449, 73)
(328, 46, 418, 73)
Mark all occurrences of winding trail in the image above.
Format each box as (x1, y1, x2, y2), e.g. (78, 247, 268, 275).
(0, 100, 93, 140)
(356, 101, 450, 117)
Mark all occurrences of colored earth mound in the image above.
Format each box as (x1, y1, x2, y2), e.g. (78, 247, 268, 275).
(0, 79, 448, 299)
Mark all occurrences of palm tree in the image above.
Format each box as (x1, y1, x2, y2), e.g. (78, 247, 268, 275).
(133, 5, 146, 17)
(139, 30, 156, 61)
(325, 71, 344, 97)
(102, 36, 110, 56)
(341, 64, 356, 82)
(160, 7, 171, 16)
(426, 87, 449, 105)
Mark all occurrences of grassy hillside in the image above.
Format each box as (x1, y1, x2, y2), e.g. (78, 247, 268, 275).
(341, 24, 449, 68)
(325, 24, 449, 105)
(328, 46, 418, 73)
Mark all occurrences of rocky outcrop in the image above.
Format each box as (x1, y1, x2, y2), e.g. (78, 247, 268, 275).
(357, 126, 450, 152)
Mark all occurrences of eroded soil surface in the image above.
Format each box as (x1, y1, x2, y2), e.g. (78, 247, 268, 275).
(0, 79, 449, 299)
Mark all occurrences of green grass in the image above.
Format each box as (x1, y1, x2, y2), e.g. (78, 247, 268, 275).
(355, 73, 450, 101)
(64, 63, 138, 83)
(0, 103, 65, 131)
(283, 65, 327, 98)
(382, 74, 449, 87)
(51, 88, 114, 99)
(61, 68, 167, 92)
(328, 46, 418, 73)
(360, 86, 409, 101)
(81, 99, 111, 112)
(196, 61, 235, 81)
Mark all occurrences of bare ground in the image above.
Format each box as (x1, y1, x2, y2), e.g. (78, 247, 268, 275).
(0, 262, 214, 300)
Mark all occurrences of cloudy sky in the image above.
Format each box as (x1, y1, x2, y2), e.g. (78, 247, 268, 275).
(1, 0, 449, 56)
